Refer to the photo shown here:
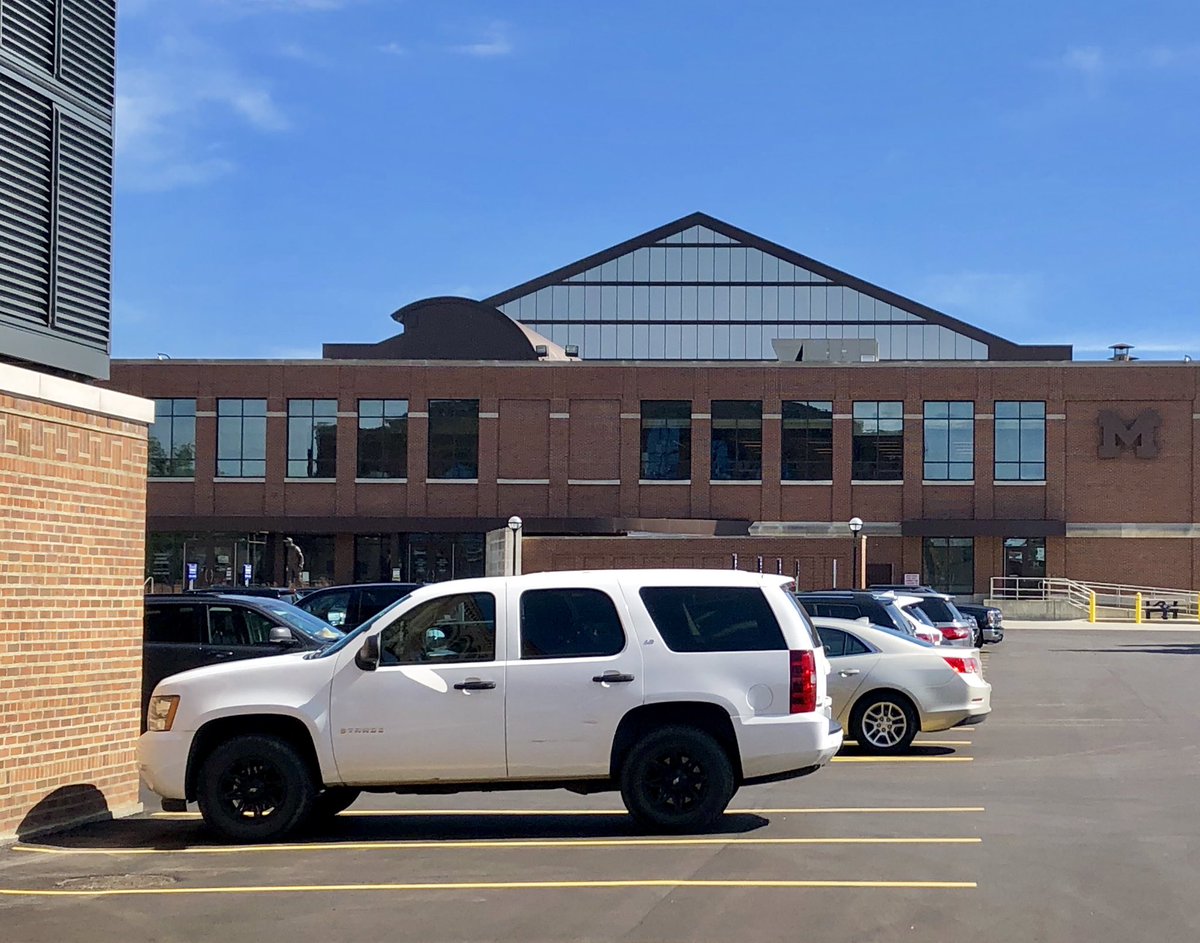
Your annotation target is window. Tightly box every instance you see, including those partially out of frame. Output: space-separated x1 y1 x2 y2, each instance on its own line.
921 538 974 595
852 402 903 480
923 401 974 481
809 602 866 622
379 592 496 665
358 399 408 479
781 401 833 481
710 400 762 480
148 399 196 477
302 589 354 628
354 534 390 583
519 588 626 659
640 401 691 480
287 399 337 478
995 401 1046 481
144 604 202 644
818 627 871 658
205 605 276 647
427 400 479 479
1004 537 1046 579
216 399 266 477
285 534 336 587
638 586 785 652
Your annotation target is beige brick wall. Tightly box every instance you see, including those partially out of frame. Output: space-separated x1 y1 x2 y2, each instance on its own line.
0 391 148 839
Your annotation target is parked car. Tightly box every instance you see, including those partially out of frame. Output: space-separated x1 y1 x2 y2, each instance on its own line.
295 582 422 631
812 616 990 753
955 603 1004 646
140 569 842 841
891 596 945 645
184 586 300 605
142 594 343 725
795 590 918 637
869 586 976 648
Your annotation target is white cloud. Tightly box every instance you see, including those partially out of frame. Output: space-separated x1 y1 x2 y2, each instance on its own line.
1060 45 1105 77
452 21 513 58
379 41 407 56
918 271 1041 327
267 345 324 359
278 42 332 66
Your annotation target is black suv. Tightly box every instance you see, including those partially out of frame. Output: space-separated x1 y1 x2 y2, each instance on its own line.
295 582 422 631
794 590 915 636
142 595 343 723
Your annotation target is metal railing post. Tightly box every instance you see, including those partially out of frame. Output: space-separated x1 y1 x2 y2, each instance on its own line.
1134 592 1142 624
1088 592 1096 624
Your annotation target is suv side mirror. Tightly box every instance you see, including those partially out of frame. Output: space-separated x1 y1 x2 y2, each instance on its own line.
269 626 299 646
355 634 380 672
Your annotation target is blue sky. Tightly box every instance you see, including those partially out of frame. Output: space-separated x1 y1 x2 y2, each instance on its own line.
113 1 1200 361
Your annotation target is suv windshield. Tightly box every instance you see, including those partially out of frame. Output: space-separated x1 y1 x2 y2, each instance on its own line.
309 592 415 658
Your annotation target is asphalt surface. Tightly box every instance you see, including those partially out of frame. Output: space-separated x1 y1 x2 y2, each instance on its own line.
3 629 1200 942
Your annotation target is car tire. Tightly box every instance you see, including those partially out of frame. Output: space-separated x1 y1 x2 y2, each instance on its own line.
619 725 735 833
312 787 360 820
196 734 316 842
850 692 919 754
972 624 984 648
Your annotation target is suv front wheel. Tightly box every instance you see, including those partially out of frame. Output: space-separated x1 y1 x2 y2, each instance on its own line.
196 734 316 842
619 725 735 833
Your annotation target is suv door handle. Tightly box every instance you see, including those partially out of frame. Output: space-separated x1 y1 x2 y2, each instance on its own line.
210 650 236 659
453 679 496 691
593 672 635 683
838 668 861 677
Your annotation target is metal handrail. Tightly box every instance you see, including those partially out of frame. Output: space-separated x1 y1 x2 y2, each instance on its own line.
989 576 1200 623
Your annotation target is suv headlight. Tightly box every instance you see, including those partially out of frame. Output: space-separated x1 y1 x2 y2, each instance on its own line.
147 695 180 732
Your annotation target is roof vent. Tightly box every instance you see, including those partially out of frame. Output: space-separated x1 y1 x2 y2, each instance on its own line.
534 344 548 358
564 344 580 358
1108 343 1136 362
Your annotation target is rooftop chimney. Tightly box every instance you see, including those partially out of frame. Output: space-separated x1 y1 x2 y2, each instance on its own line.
1108 343 1136 362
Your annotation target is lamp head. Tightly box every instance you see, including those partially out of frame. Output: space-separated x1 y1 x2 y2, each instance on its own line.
848 516 864 534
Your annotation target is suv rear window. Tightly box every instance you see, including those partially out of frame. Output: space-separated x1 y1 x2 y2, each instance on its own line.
915 597 957 622
639 587 785 653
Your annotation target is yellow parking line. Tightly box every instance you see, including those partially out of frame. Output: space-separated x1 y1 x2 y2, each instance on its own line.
12 836 982 857
148 805 985 820
844 740 971 748
0 878 977 897
831 756 973 763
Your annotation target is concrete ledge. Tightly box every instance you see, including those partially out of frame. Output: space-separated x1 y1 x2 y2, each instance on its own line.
0 362 154 424
985 598 1082 620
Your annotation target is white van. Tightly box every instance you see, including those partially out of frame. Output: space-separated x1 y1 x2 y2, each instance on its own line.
140 569 841 841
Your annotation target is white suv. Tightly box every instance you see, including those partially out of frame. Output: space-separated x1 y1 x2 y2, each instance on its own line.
140 569 841 841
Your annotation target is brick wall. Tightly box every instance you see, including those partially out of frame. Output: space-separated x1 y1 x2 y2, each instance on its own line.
0 386 149 839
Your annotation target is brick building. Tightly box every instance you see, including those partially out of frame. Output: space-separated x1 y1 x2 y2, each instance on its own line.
0 2 151 840
108 215 1199 597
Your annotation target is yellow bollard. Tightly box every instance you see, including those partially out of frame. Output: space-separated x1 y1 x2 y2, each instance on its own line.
1088 592 1096 624
1134 592 1142 625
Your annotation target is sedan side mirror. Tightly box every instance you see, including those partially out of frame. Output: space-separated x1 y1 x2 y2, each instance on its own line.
355 634 380 672
269 626 299 646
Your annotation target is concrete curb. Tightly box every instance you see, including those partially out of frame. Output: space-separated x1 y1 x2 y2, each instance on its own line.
1003 621 1200 632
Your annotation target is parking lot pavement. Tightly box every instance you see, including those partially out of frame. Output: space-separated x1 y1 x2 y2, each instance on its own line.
3 629 1199 942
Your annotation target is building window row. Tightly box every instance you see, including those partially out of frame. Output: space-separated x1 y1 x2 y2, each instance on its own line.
147 397 1046 484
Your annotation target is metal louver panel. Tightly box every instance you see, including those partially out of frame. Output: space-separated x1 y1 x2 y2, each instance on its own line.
0 71 53 326
0 0 57 73
59 0 116 109
54 110 112 347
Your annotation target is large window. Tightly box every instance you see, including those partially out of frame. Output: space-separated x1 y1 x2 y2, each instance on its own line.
428 399 479 479
923 401 974 481
216 399 266 477
148 398 196 477
284 534 335 587
519 589 626 659
287 399 337 478
379 592 496 665
640 400 691 480
851 401 903 481
638 586 786 653
358 399 408 479
995 401 1046 481
781 400 833 480
922 537 974 595
710 400 762 480
1004 537 1046 578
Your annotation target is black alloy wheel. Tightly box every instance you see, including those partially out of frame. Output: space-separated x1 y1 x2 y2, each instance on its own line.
620 725 735 833
197 735 315 842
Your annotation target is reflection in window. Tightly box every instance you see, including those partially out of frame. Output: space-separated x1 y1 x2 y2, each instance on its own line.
379 593 496 665
852 402 903 481
287 399 338 478
782 401 833 480
1004 537 1046 579
427 400 479 479
923 401 974 481
216 399 266 478
149 399 196 477
995 401 1045 481
641 401 691 480
922 537 974 595
710 400 762 481
358 399 408 479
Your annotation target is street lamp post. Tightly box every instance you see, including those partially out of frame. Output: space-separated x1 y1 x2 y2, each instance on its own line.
506 516 523 576
848 517 864 589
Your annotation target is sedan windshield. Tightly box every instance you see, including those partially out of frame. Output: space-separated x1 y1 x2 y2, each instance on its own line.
250 600 345 642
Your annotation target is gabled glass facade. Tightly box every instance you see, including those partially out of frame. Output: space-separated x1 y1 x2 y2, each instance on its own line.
492 223 990 362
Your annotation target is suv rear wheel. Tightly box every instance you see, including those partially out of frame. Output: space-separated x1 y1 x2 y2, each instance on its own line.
619 725 735 833
850 692 919 754
196 734 316 842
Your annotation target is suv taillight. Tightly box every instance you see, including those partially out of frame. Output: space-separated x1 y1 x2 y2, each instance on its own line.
941 626 969 640
789 650 817 713
944 656 981 674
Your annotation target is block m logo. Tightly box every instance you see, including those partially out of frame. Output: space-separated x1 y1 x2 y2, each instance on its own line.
1097 409 1161 458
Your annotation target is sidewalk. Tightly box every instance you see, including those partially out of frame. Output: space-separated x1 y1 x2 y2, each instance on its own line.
1004 618 1200 631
